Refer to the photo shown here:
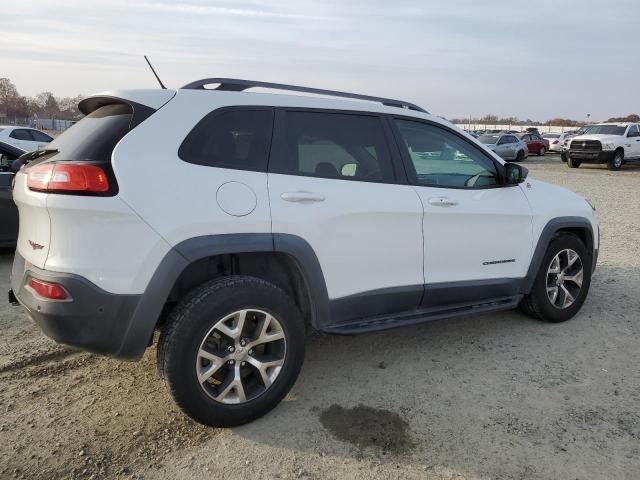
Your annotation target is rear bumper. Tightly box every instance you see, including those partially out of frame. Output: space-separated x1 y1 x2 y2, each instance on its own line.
10 251 144 359
569 150 614 164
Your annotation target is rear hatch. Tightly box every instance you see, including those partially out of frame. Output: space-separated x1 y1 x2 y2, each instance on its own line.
13 93 170 269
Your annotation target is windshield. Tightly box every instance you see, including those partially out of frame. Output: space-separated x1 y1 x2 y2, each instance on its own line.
582 125 627 136
478 134 500 144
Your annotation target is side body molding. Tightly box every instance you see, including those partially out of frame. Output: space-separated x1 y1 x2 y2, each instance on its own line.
117 233 330 358
522 216 594 293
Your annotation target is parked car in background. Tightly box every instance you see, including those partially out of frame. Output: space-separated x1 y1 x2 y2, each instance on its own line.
0 141 24 247
0 126 53 152
542 133 568 152
520 133 550 156
478 133 528 161
568 123 640 170
560 126 594 162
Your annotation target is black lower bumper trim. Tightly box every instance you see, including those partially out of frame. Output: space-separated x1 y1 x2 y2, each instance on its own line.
569 150 614 164
10 251 142 359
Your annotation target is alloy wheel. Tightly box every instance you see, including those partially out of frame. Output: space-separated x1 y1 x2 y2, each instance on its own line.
195 309 286 404
546 249 584 309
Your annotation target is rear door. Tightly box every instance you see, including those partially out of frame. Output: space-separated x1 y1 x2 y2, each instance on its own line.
268 109 424 325
391 118 533 306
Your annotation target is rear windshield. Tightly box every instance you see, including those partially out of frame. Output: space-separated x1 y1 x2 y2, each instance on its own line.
543 134 560 138
478 134 500 144
47 103 133 161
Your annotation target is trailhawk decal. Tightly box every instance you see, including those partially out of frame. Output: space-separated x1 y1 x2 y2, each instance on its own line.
483 259 516 266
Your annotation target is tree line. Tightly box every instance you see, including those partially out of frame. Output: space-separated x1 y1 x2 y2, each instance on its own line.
0 78 84 121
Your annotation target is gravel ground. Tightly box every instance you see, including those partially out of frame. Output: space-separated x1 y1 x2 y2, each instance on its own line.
1 156 639 480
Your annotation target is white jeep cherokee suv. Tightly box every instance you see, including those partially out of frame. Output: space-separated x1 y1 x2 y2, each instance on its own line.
568 123 640 170
9 79 599 426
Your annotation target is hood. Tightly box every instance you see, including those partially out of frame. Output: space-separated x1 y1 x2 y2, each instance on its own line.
569 134 619 143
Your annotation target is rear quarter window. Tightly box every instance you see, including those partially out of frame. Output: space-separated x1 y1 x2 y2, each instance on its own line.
178 108 274 172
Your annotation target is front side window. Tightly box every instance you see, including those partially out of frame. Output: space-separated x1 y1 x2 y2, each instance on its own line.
272 111 395 182
10 129 33 141
395 119 500 189
627 125 639 137
179 109 274 171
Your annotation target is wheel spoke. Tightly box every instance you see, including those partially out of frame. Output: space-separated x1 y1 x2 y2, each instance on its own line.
249 314 285 348
548 256 561 274
214 364 246 403
196 349 225 384
215 310 247 340
247 356 284 388
547 286 559 305
560 284 575 309
564 250 579 271
564 268 583 288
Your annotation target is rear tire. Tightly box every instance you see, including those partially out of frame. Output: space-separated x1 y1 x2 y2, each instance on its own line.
568 156 581 168
516 150 525 162
538 147 546 156
560 152 567 162
607 150 624 171
520 233 591 323
157 275 305 427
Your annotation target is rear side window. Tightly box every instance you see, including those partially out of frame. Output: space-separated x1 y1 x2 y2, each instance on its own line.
47 103 134 162
10 129 33 141
30 130 53 142
179 109 274 171
271 111 395 182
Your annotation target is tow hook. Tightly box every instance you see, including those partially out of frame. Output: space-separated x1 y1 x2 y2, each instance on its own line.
8 289 18 306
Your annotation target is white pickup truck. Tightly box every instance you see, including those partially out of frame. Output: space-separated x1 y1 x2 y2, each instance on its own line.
567 123 640 170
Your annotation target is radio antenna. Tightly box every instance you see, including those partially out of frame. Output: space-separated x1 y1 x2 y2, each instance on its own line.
144 55 166 89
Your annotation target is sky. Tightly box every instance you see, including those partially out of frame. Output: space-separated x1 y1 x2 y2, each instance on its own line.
1 0 638 121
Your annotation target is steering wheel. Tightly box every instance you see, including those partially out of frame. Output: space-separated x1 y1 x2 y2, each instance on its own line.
465 170 493 187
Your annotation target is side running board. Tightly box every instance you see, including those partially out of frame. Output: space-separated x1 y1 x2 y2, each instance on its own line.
320 296 522 335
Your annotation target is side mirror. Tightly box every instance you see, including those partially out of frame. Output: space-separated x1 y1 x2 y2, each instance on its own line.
505 162 528 184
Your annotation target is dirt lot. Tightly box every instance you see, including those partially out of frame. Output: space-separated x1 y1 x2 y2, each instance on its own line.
1 156 639 480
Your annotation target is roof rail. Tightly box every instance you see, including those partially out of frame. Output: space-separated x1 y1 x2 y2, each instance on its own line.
180 78 428 113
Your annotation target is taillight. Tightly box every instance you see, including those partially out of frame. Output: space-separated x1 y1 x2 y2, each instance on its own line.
553 140 559 144
27 278 69 300
27 163 109 193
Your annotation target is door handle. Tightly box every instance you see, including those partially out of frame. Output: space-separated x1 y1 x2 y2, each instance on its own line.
428 196 458 207
281 191 326 203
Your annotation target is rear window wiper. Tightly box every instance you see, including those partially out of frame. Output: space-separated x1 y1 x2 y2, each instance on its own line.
12 148 59 172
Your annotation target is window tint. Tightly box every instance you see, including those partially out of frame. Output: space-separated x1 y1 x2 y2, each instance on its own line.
47 103 133 162
10 129 33 141
504 135 517 144
272 111 395 182
627 125 639 137
395 120 500 189
30 130 53 142
179 109 273 171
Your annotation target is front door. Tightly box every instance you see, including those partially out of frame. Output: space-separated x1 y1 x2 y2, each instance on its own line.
268 110 424 325
391 118 533 307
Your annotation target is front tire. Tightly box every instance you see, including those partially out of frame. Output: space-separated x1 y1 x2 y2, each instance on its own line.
607 150 624 171
568 156 581 168
560 152 568 162
516 150 525 162
520 233 591 323
157 276 305 426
